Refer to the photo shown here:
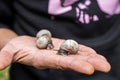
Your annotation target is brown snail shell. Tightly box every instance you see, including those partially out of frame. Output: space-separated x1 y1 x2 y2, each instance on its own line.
58 39 79 55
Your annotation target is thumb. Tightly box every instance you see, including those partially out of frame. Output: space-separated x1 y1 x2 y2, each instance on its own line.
0 51 13 70
0 42 18 70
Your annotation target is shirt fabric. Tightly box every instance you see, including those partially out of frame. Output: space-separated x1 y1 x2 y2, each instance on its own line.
0 0 120 80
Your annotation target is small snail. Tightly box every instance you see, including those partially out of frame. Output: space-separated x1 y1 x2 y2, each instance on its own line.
36 29 52 39
36 29 54 49
58 39 79 55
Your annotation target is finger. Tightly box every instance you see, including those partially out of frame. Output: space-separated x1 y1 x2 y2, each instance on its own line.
0 51 13 70
95 54 107 61
87 56 111 72
78 51 107 61
78 45 96 54
71 53 110 72
54 54 95 75
34 51 95 75
67 54 110 73
0 42 18 70
78 45 107 61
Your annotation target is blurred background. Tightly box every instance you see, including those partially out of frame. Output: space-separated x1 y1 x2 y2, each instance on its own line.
0 66 10 80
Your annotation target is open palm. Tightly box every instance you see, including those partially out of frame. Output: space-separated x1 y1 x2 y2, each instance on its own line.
0 36 111 75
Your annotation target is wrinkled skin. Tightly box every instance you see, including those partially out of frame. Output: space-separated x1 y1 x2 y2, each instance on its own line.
0 36 111 75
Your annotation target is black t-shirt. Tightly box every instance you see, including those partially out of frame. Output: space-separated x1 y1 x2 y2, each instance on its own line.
0 0 120 80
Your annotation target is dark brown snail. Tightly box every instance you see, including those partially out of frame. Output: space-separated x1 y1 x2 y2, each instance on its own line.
36 29 54 49
58 39 79 55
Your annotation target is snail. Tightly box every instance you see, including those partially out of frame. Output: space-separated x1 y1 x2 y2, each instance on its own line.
36 29 54 49
36 29 79 55
36 29 52 39
58 39 79 55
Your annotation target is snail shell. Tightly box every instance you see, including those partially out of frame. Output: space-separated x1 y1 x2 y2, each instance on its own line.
36 29 54 49
58 39 79 55
36 29 52 39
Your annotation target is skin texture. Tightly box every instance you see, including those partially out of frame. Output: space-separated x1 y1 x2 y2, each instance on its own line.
0 28 111 75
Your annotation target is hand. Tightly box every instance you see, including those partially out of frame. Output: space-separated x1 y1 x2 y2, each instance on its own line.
0 36 111 75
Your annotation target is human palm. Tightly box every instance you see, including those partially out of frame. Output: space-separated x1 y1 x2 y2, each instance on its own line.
0 36 110 75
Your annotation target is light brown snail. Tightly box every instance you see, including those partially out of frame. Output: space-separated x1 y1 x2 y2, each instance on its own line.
58 39 79 55
36 29 54 49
